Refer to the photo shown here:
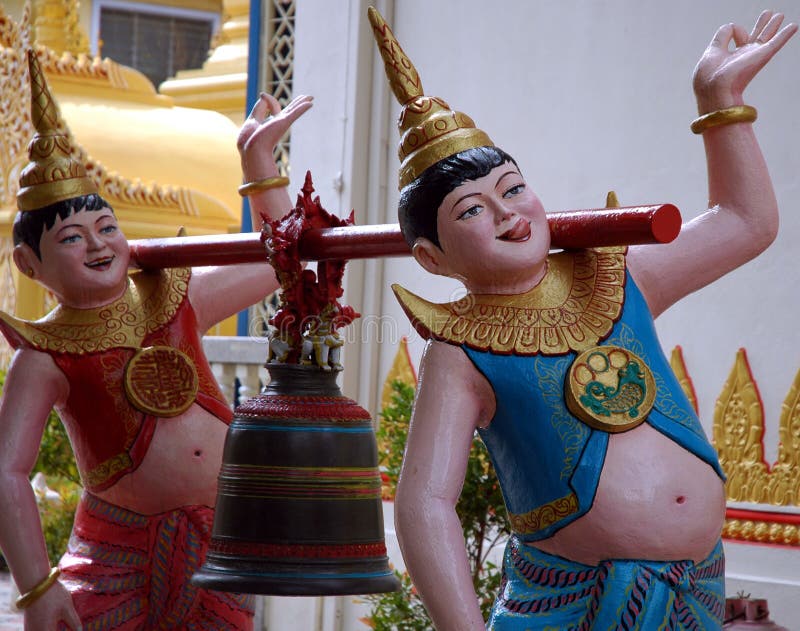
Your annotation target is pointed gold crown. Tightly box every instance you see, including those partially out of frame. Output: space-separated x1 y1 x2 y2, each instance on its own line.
368 7 493 190
17 49 98 212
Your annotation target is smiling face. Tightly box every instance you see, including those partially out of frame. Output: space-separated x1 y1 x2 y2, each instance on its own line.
413 163 550 295
14 205 130 309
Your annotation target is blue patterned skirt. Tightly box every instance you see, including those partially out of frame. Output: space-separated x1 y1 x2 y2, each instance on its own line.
487 536 724 630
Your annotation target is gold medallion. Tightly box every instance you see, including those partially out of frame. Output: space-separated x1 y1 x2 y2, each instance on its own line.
565 345 655 433
124 346 199 417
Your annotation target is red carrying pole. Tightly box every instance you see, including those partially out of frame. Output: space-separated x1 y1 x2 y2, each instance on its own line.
128 204 680 269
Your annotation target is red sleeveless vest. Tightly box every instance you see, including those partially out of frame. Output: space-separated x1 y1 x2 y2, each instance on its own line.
0 268 233 491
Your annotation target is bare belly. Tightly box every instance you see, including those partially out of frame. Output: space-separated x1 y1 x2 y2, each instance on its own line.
95 404 229 515
534 423 725 564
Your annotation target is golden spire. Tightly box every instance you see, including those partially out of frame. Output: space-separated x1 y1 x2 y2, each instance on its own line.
17 49 97 211
605 190 620 208
367 7 493 189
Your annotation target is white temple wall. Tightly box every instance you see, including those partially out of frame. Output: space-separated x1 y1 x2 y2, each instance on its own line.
291 0 799 448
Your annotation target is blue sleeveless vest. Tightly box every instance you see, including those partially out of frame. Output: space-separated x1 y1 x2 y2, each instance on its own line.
462 265 724 542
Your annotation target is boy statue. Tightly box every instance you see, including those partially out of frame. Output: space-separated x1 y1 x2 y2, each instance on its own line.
0 51 312 630
369 8 795 630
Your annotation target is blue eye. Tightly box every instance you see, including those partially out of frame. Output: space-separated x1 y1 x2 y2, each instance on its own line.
503 183 525 198
457 205 482 220
100 225 118 234
59 234 81 244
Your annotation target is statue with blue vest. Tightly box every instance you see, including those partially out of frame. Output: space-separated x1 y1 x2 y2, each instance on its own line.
368 7 796 630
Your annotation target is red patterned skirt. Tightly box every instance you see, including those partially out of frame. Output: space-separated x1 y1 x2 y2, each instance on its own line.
59 494 254 630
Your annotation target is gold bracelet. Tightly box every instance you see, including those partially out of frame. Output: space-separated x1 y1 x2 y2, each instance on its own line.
238 176 290 197
15 567 61 610
690 105 757 134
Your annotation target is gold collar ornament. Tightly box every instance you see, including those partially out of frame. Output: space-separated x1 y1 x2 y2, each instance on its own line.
0 268 199 417
368 7 493 189
0 268 188 354
17 49 98 212
393 250 626 356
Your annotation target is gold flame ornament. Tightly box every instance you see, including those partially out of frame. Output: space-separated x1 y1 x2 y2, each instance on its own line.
367 7 493 189
17 49 98 212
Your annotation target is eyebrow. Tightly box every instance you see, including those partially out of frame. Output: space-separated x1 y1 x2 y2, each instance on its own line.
55 223 83 237
54 212 114 237
495 170 520 187
448 168 522 217
449 191 481 216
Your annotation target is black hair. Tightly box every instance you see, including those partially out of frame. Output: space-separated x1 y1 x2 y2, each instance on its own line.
12 193 112 259
397 145 518 249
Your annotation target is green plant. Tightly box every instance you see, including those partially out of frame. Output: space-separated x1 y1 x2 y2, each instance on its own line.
0 367 81 567
33 409 81 487
38 478 81 565
366 380 510 629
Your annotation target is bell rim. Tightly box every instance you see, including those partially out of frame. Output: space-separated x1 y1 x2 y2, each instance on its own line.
191 565 401 596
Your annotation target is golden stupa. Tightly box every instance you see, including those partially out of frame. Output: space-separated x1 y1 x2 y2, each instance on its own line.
0 0 251 364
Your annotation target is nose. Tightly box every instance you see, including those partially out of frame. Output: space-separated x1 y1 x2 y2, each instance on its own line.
85 230 104 250
493 201 515 225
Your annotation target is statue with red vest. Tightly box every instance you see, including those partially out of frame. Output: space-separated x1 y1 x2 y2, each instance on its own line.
0 51 311 630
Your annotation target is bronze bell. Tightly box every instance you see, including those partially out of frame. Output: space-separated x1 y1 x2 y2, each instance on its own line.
195 172 399 595
193 362 400 595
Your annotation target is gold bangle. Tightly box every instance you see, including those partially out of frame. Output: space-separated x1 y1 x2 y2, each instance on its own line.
15 567 61 610
238 176 290 197
690 105 757 134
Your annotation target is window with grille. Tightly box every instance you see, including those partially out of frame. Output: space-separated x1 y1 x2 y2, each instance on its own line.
264 0 296 176
93 1 219 88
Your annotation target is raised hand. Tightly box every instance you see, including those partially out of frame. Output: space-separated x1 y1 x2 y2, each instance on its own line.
238 93 314 182
693 10 797 113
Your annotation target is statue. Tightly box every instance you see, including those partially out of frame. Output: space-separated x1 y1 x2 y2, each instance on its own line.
0 50 312 630
369 8 796 630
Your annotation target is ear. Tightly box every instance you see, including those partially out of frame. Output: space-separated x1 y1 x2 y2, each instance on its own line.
411 237 450 277
13 243 41 279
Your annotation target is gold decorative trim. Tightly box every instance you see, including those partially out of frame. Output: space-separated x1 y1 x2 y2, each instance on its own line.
723 517 799 546
84 451 133 489
36 46 127 89
508 492 579 535
393 250 626 356
0 9 202 217
768 367 800 505
0 4 33 210
669 346 800 512
0 267 190 354
669 345 698 413
380 337 417 412
713 349 771 503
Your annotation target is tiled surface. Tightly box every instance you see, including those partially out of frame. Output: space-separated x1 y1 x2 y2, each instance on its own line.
0 573 22 631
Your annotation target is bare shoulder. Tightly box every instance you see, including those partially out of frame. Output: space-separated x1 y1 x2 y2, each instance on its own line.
417 340 496 428
6 346 65 381
3 347 68 404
